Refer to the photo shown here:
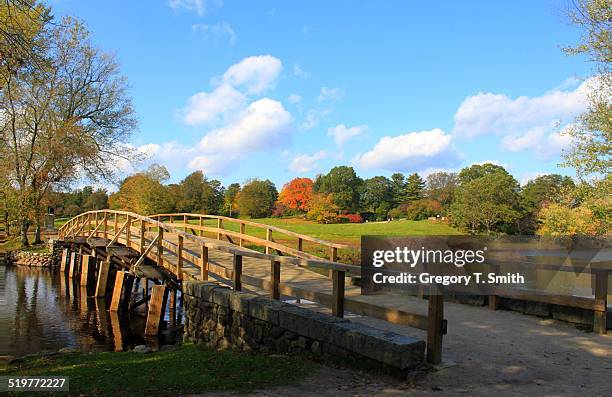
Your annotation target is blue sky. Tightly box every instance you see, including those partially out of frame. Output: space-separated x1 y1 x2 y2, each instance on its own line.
52 0 593 188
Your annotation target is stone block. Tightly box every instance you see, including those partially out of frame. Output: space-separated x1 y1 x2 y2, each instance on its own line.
247 297 284 325
278 305 348 342
228 291 257 313
211 286 232 307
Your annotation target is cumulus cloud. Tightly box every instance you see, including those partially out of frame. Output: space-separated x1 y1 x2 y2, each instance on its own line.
181 84 245 125
191 21 237 45
328 124 368 147
354 129 460 171
289 151 329 173
500 125 573 159
287 94 302 104
453 79 591 138
221 55 282 95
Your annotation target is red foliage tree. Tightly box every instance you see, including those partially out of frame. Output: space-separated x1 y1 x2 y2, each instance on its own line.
278 178 314 212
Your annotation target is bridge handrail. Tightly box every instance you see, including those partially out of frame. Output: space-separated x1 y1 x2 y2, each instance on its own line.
57 210 360 274
151 212 349 249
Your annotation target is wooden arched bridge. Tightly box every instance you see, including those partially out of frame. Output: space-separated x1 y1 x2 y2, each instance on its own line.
57 210 447 364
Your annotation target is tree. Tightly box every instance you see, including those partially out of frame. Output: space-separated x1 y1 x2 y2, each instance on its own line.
82 188 109 211
236 179 278 218
405 173 425 201
223 183 240 217
561 0 611 178
174 171 224 214
458 163 509 184
425 171 458 210
313 166 362 212
109 173 173 215
519 174 575 234
537 203 605 236
390 172 407 204
278 177 314 212
306 193 340 224
449 172 521 234
0 16 137 245
144 163 170 184
360 176 394 220
405 199 442 221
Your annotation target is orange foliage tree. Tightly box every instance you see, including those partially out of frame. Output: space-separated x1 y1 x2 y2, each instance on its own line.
278 177 314 212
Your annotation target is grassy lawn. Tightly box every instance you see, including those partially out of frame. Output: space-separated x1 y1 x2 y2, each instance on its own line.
2 344 311 396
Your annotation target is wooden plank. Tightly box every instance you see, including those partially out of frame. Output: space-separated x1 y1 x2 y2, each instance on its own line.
270 259 280 300
426 289 444 365
95 259 111 297
217 218 223 240
80 255 92 287
239 223 245 247
233 254 242 291
265 228 272 254
110 271 126 311
68 252 78 278
177 235 183 280
145 284 168 335
332 270 345 317
593 270 608 335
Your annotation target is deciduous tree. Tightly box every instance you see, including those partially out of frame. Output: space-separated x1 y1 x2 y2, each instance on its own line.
278 177 313 212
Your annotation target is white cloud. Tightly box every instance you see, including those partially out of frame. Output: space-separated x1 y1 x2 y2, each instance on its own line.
192 21 236 45
501 125 573 159
197 98 292 154
299 108 331 131
168 0 221 16
287 94 302 104
327 124 368 147
354 128 460 171
317 86 345 103
293 62 309 78
289 151 328 173
453 78 591 138
181 84 245 125
222 55 282 95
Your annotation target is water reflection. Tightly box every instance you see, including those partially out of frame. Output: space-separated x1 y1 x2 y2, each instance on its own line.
0 265 181 357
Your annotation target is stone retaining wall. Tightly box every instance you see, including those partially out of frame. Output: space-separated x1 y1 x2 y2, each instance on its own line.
7 240 62 267
183 281 425 373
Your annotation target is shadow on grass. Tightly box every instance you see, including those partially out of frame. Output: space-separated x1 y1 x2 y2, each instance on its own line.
3 344 312 396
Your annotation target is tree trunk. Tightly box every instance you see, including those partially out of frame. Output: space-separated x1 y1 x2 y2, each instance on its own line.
33 220 42 244
20 219 30 247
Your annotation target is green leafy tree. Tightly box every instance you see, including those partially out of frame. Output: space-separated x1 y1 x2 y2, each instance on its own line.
306 193 340 224
390 172 407 204
458 163 509 184
450 172 521 234
223 183 241 217
405 199 442 221
109 174 173 215
236 179 278 218
405 173 425 201
174 171 224 214
313 166 362 212
361 176 394 220
561 0 611 178
425 171 458 211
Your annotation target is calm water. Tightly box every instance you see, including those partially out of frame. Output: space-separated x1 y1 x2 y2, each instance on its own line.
0 264 181 357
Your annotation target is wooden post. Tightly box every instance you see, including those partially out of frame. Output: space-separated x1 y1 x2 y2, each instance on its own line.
183 215 188 232
145 284 168 335
177 234 183 280
80 255 92 287
110 271 126 311
95 258 111 297
103 212 108 239
329 246 338 278
265 228 272 254
426 287 444 365
169 289 177 327
68 252 77 278
143 278 149 300
270 260 280 300
239 223 245 247
233 254 242 291
140 220 145 252
593 270 608 335
297 238 303 252
332 269 345 317
199 217 203 237
200 243 209 281
60 248 69 273
113 213 118 239
126 215 132 246
157 228 164 268
217 218 223 240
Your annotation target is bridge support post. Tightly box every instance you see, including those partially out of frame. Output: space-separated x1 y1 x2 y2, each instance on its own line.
110 271 126 311
426 286 444 365
232 254 242 291
60 248 69 273
332 270 345 317
593 269 608 335
95 258 111 297
145 284 168 335
80 255 93 287
200 243 208 281
270 260 280 300
68 252 78 279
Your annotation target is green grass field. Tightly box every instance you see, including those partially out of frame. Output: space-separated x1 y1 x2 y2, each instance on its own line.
2 344 310 396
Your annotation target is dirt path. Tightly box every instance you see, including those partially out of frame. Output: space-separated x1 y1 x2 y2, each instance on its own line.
203 300 611 397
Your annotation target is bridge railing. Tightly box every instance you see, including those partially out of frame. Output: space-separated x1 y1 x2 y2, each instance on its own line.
150 212 351 263
58 209 447 363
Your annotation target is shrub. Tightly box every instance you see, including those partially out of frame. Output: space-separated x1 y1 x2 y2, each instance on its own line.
405 199 442 221
341 213 364 223
306 194 340 224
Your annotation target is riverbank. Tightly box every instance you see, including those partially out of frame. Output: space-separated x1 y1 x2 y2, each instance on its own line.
2 344 311 396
